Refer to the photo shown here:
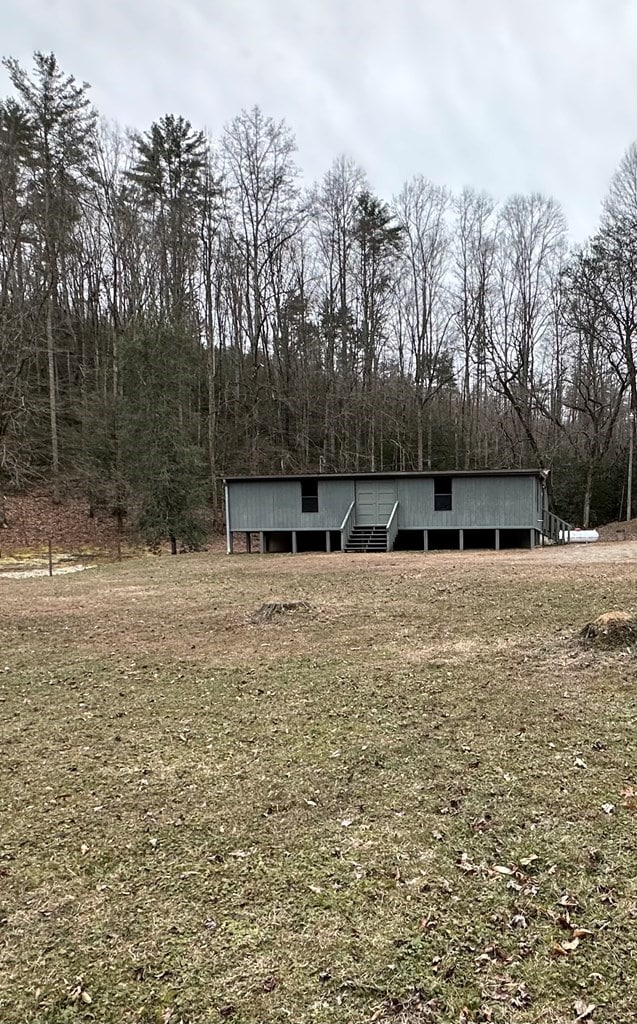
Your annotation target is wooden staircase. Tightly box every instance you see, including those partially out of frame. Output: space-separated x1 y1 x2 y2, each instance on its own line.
345 525 388 552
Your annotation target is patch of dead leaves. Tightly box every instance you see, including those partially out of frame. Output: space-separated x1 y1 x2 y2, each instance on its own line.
573 998 596 1021
68 979 92 1005
482 975 531 1009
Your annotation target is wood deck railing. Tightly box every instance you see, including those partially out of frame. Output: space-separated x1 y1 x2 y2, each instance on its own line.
542 509 572 544
386 502 399 551
340 500 356 551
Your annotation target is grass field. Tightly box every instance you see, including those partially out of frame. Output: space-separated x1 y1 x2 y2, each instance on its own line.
1 543 637 1024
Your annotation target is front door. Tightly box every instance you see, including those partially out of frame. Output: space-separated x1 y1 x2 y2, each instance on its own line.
356 480 396 525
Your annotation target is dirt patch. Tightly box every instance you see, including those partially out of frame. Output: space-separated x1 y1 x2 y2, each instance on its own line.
0 563 96 580
580 610 637 648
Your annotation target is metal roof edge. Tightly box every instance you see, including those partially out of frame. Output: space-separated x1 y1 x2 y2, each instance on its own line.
224 469 547 484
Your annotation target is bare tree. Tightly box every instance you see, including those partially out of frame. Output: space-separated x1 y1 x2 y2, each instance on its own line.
393 177 454 469
487 193 567 468
311 156 367 468
452 188 496 467
562 249 626 524
221 106 303 470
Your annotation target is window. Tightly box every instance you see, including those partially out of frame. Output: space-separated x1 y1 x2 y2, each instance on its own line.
301 479 319 513
434 477 452 511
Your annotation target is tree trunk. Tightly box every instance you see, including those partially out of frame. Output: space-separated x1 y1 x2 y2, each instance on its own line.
627 413 634 522
417 400 424 471
207 339 218 520
46 296 60 503
582 461 593 529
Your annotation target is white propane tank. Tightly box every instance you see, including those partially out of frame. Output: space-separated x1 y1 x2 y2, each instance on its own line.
558 528 600 543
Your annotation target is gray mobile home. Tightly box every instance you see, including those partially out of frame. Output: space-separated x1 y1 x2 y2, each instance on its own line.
224 471 570 554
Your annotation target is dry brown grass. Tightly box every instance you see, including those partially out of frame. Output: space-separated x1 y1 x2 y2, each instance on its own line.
2 544 637 1023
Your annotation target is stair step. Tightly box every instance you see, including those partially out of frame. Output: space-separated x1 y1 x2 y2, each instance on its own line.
348 540 385 545
346 543 387 549
346 542 387 547
345 522 390 552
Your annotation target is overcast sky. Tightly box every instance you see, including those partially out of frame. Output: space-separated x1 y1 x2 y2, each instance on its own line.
2 0 637 244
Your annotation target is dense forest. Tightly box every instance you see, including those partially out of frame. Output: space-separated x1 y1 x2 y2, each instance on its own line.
1 52 637 544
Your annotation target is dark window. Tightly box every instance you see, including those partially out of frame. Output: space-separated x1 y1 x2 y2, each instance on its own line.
434 477 452 511
301 479 319 513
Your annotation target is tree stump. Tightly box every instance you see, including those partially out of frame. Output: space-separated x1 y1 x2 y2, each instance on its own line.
253 600 311 622
580 611 637 649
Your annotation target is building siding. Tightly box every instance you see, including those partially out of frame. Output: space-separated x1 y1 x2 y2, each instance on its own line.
397 475 538 529
227 473 543 533
228 478 355 532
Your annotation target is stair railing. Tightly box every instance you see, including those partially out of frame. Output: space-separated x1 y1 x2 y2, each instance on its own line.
542 509 572 544
340 500 355 552
386 501 399 552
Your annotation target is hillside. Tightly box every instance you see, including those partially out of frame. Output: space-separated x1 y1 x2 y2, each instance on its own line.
597 516 637 541
0 491 128 557
0 490 229 560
